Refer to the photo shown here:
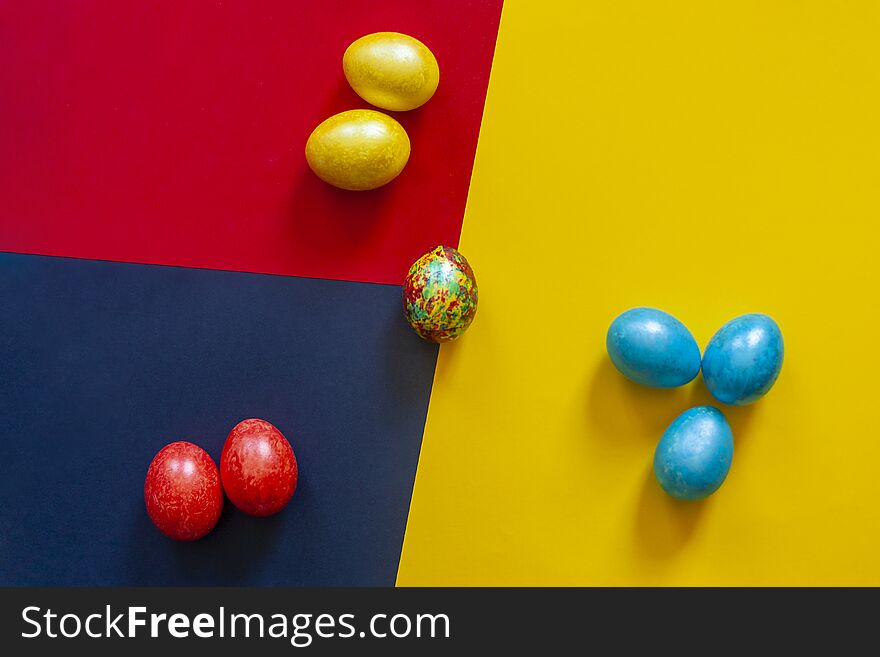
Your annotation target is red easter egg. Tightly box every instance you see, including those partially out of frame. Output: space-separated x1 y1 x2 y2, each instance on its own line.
220 418 298 517
144 441 223 541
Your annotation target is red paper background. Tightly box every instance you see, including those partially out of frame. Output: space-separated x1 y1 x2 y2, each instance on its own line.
0 0 502 284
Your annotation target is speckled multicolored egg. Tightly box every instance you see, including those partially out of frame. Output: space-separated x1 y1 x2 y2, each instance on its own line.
403 246 478 343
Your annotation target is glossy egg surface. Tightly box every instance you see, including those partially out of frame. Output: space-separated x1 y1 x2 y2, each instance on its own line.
220 418 298 517
305 109 410 190
606 307 701 388
144 441 224 541
702 313 784 405
344 32 440 111
403 245 477 343
654 406 734 501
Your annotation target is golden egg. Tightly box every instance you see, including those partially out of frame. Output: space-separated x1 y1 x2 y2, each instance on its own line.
305 109 411 191
343 32 440 112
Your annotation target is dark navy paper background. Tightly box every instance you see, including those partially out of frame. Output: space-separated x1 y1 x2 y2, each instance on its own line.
0 253 437 585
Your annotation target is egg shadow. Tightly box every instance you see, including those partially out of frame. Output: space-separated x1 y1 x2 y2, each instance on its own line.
432 332 466 380
381 303 441 407
289 78 398 264
587 358 694 444
387 104 427 136
125 494 287 585
588 358 758 447
315 78 369 120
287 170 394 262
174 503 286 584
633 465 706 558
685 377 758 452
588 358 758 559
627 385 755 558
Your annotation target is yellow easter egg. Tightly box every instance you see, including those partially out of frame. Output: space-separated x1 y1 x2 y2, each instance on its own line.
305 109 411 191
343 32 440 112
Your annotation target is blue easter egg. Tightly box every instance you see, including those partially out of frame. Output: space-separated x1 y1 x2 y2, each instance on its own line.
654 406 734 501
606 307 701 388
702 313 784 405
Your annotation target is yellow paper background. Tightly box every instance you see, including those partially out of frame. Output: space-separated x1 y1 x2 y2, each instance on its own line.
397 1 880 585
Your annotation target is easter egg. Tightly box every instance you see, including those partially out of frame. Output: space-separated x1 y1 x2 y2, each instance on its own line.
702 313 784 405
220 418 298 517
343 32 440 111
606 307 701 388
305 109 410 190
144 441 224 541
403 246 478 343
654 406 734 501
